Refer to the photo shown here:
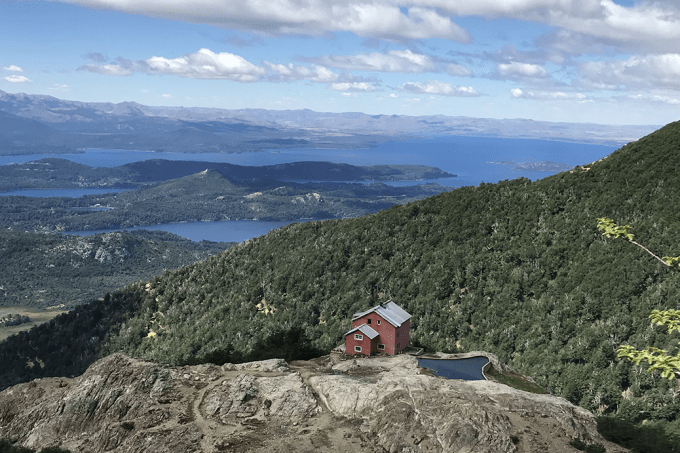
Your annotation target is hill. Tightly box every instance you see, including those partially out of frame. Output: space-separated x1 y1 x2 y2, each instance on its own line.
0 229 231 308
0 167 452 231
2 121 680 449
0 158 454 191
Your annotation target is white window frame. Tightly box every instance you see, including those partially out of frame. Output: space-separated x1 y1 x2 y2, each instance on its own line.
354 346 362 352
354 333 363 340
377 319 381 325
377 343 385 350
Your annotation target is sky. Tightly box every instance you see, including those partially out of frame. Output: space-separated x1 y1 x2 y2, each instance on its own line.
1 0 679 125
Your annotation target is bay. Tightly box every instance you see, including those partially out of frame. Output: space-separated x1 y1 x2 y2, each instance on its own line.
1 136 617 242
0 136 616 189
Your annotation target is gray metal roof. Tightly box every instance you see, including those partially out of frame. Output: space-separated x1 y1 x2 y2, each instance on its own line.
345 323 379 339
351 301 411 328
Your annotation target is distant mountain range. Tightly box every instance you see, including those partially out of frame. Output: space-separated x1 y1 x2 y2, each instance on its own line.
0 90 657 155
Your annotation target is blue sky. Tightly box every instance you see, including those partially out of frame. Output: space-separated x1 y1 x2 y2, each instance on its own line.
1 0 679 125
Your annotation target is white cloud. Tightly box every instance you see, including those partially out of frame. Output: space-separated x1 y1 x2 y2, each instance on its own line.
50 83 71 91
390 93 397 98
649 94 680 105
511 88 589 102
161 93 173 98
309 49 435 73
145 48 265 81
397 80 480 97
496 62 549 80
447 63 472 77
80 49 266 81
79 48 378 86
4 75 31 83
624 93 680 106
304 49 472 78
3 65 23 72
57 0 680 50
79 63 133 76
330 82 378 92
578 53 680 90
414 0 680 51
58 1 470 42
264 62 339 82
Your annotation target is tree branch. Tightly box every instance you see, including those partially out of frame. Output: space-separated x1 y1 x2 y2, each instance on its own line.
629 239 671 267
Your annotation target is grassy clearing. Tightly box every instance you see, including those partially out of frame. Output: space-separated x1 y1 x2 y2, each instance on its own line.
0 306 68 343
484 364 550 394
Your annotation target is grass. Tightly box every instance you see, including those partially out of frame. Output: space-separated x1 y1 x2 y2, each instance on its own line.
0 306 68 343
484 363 550 394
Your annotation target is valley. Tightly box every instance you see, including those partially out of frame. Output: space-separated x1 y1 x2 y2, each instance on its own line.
0 90 678 452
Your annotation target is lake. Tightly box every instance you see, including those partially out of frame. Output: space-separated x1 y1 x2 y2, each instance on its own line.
418 356 489 381
66 219 302 243
0 136 616 188
0 136 617 242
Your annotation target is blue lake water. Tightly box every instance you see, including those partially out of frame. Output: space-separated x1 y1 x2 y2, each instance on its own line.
66 220 299 243
418 356 489 381
0 136 616 189
0 136 618 242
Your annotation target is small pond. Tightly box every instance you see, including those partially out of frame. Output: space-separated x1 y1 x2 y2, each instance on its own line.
418 356 489 381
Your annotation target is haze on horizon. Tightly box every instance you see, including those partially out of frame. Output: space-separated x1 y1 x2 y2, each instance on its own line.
2 0 679 126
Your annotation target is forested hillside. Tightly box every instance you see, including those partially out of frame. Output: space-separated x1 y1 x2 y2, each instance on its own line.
0 166 452 231
0 229 230 307
2 121 680 449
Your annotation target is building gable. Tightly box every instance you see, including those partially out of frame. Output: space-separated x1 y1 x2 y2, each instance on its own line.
351 301 411 328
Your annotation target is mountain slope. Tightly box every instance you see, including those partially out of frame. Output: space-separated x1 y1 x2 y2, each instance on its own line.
102 121 680 411
1 121 680 443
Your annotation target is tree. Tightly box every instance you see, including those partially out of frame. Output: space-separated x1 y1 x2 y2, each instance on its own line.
597 218 680 379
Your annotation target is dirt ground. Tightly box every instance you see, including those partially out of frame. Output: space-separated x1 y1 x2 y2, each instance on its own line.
0 305 68 342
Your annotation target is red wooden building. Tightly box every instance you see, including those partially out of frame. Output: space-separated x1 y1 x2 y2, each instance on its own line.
344 301 411 356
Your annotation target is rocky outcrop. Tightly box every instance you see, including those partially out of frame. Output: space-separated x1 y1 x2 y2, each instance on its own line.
0 353 626 453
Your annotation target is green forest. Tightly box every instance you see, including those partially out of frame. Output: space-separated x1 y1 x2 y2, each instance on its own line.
0 158 454 191
0 169 451 231
2 121 680 451
0 229 230 307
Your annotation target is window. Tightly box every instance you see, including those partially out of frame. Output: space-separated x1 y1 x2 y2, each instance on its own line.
354 334 363 340
377 344 385 350
354 346 362 352
367 318 371 324
377 320 381 325
396 330 400 338
397 343 401 349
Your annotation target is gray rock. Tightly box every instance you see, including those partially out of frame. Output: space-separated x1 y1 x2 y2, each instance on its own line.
0 353 627 453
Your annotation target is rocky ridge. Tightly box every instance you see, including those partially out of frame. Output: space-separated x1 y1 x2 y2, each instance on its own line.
0 353 626 453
